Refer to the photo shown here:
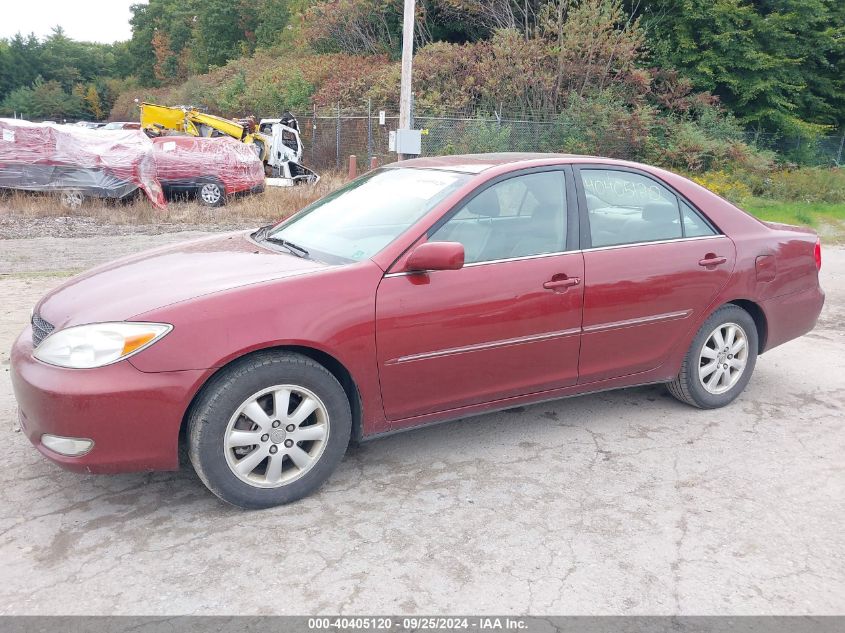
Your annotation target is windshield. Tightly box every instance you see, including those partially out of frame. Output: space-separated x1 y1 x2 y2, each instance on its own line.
267 168 469 263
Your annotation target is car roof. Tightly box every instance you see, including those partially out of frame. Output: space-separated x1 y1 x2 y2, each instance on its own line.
387 152 611 173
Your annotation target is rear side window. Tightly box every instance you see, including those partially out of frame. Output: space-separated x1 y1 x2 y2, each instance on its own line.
681 201 717 237
580 169 682 247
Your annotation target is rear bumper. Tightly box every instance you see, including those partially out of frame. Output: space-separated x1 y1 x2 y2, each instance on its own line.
762 285 825 352
10 327 206 474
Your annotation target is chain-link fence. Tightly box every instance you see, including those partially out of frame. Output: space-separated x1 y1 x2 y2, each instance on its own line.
300 105 401 172
299 104 845 173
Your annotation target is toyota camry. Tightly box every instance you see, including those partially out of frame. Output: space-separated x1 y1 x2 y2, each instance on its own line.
10 154 825 508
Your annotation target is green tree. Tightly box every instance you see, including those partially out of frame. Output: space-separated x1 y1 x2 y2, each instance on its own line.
128 0 199 84
1 85 36 118
255 0 291 47
0 26 133 114
127 0 292 81
0 76 85 120
0 40 12 100
31 77 84 119
191 0 247 70
4 33 42 98
630 0 845 133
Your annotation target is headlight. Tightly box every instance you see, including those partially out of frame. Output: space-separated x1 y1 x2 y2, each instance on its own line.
34 322 172 369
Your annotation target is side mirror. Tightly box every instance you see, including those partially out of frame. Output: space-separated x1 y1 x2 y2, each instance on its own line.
405 241 465 273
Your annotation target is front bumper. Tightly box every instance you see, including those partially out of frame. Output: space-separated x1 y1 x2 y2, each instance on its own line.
10 327 207 474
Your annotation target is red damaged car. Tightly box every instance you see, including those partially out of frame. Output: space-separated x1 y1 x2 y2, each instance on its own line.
152 136 265 207
0 119 264 208
10 154 824 508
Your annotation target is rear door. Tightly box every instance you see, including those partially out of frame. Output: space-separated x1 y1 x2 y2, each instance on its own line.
575 166 736 383
376 167 584 424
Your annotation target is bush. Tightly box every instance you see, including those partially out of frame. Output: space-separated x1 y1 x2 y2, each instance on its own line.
763 168 845 203
425 119 512 154
546 92 655 161
693 167 845 205
692 171 753 203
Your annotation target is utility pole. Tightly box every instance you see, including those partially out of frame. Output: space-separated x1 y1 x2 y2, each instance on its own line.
397 0 415 160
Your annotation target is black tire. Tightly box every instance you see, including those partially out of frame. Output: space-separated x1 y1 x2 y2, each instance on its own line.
667 304 758 409
187 351 352 509
118 188 144 206
196 179 226 207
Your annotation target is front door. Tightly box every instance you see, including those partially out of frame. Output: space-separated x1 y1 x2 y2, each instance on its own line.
375 168 584 424
575 166 736 383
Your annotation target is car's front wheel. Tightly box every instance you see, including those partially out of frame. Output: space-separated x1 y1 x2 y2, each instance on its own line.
197 180 225 207
667 304 758 409
187 352 352 509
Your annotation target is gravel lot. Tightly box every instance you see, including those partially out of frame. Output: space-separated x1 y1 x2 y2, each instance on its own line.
0 231 843 615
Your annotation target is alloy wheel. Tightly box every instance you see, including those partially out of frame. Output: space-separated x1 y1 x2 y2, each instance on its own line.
200 183 222 205
60 191 84 209
223 385 330 488
698 322 749 395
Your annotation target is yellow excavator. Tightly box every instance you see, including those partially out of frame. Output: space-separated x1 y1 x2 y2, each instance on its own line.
139 102 268 161
139 102 319 185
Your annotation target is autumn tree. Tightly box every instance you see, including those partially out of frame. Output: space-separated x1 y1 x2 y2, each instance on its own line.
84 85 104 120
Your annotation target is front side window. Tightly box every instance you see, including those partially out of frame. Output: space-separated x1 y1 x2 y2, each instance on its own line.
581 169 682 248
268 168 469 262
430 171 567 264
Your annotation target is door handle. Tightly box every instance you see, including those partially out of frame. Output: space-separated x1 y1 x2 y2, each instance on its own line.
543 276 580 291
699 255 727 267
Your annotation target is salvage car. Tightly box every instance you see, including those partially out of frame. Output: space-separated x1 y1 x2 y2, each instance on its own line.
101 121 141 130
11 154 824 508
152 136 265 206
0 118 164 208
0 119 264 208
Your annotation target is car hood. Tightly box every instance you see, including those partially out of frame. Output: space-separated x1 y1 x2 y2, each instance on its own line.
36 231 328 328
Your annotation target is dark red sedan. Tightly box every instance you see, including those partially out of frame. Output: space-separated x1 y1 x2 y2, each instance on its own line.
10 154 824 508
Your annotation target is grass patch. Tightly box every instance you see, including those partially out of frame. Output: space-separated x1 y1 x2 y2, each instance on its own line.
0 270 81 279
0 172 348 227
4 175 845 245
740 198 845 243
741 198 845 226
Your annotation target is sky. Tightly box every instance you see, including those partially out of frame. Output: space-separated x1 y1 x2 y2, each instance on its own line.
0 0 145 44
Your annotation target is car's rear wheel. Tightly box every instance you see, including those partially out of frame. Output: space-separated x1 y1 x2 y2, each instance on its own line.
187 351 352 509
59 190 85 210
197 180 225 207
667 304 758 409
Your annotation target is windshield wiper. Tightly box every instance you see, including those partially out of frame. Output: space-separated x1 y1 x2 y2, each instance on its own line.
263 236 310 259
252 224 272 241
252 224 310 259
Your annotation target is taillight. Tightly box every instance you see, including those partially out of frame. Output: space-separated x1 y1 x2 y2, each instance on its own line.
814 238 822 271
